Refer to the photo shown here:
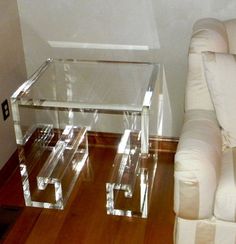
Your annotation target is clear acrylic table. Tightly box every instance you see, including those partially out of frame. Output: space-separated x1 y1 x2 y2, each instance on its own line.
11 59 161 215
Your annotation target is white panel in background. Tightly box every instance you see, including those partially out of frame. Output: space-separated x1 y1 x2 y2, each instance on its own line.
17 0 160 49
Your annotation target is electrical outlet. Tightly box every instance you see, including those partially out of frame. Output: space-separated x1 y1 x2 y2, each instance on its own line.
1 99 10 121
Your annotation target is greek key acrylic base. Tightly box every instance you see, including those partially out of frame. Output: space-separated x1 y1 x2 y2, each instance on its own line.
106 130 157 218
18 125 88 209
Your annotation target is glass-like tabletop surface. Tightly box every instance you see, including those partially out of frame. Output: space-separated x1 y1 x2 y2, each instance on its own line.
12 59 159 112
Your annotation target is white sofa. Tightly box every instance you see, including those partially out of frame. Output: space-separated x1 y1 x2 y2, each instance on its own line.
174 18 236 244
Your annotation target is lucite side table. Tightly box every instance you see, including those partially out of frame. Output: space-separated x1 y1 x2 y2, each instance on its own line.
11 59 161 211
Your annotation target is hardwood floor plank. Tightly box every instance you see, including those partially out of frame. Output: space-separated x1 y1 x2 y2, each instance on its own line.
145 153 175 244
3 208 42 244
0 151 19 189
0 167 24 207
0 206 23 242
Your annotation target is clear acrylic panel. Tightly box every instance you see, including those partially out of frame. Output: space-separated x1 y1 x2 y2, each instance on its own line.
106 130 157 218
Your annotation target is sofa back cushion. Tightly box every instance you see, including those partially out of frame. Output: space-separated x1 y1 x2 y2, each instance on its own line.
185 18 228 111
202 52 236 148
225 19 236 54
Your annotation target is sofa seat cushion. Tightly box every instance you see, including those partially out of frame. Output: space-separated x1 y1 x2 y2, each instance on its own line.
214 147 236 222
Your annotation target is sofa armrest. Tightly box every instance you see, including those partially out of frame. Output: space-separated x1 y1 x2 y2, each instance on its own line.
174 110 222 219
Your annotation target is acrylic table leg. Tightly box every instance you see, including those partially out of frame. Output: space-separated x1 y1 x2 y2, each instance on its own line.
141 106 149 155
106 130 157 218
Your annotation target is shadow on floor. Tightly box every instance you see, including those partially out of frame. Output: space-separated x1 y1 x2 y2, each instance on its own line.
0 206 22 242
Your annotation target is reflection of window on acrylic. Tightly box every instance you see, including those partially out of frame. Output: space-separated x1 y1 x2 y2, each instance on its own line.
68 109 74 125
93 110 98 124
123 111 139 132
66 80 73 99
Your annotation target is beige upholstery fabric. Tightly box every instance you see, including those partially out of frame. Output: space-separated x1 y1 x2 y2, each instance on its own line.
202 52 236 148
174 17 236 244
185 18 228 111
174 110 222 219
214 148 236 222
225 19 236 54
175 217 236 244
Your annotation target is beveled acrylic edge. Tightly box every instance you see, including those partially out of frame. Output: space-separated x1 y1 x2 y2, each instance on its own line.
11 59 160 114
11 58 53 100
11 58 160 101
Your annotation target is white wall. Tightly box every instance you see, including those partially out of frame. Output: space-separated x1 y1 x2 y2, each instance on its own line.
17 0 160 73
17 0 162 136
0 0 26 169
17 0 236 137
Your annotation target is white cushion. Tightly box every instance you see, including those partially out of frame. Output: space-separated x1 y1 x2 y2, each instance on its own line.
225 19 236 54
202 52 236 148
185 18 228 111
214 148 236 222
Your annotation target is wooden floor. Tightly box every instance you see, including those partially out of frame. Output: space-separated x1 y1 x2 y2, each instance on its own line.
0 144 175 244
